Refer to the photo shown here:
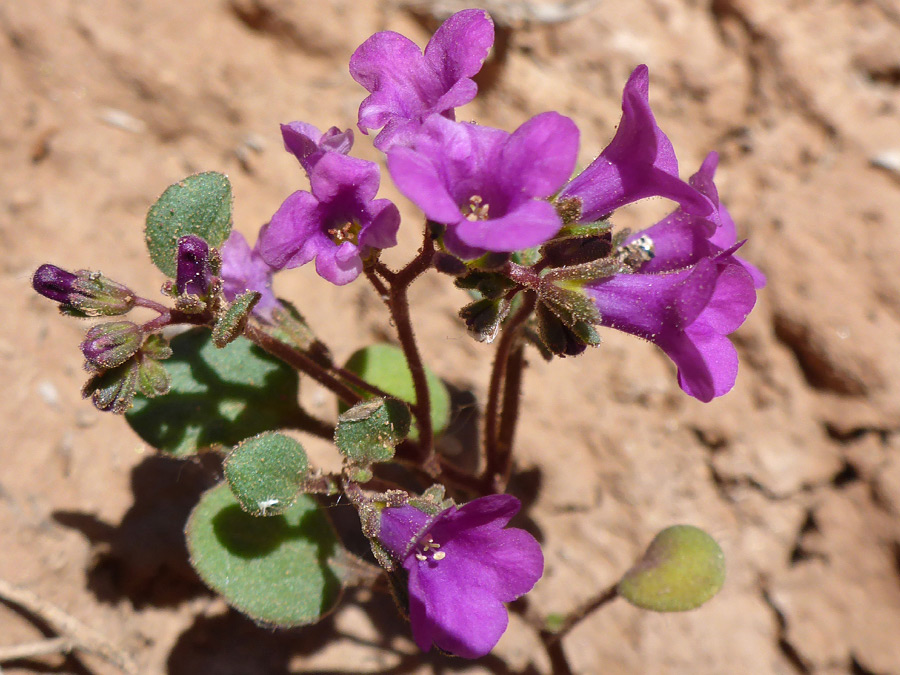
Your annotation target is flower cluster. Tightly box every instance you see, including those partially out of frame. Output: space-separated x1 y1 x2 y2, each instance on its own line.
216 12 763 654
30 8 765 661
240 9 763 405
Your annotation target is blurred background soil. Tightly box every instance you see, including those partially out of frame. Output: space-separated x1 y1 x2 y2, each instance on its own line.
3 0 900 673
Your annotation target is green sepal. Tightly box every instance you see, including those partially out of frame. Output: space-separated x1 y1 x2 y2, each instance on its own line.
126 328 302 457
145 172 233 278
555 218 613 240
63 271 135 317
136 355 171 398
408 484 454 515
186 483 345 627
224 432 309 516
340 344 451 440
458 297 510 343
334 398 411 465
454 271 516 300
141 333 173 360
618 525 726 612
82 359 139 414
213 290 260 348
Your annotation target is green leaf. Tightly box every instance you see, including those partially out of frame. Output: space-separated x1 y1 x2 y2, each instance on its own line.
213 290 260 348
145 172 233 277
618 525 726 612
126 328 301 457
334 397 411 465
224 432 308 516
186 483 344 627
340 343 451 440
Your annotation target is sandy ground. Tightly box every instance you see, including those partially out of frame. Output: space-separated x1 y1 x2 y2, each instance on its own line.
3 0 900 673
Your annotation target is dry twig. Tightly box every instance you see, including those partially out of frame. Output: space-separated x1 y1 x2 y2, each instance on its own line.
0 577 138 674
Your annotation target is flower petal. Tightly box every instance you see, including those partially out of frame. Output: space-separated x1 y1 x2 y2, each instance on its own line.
499 112 580 199
387 146 462 223
360 199 401 250
257 191 321 269
406 548 511 658
314 241 363 285
309 152 380 204
424 9 494 86
454 199 562 251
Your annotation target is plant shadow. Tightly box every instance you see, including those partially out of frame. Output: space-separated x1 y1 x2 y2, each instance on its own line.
52 454 221 608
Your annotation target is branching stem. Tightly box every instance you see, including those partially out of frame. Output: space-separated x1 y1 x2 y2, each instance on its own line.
483 291 536 491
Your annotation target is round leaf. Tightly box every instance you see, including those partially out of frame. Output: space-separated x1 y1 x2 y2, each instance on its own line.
334 397 411 465
225 432 309 516
340 344 451 440
146 172 233 277
126 329 301 457
618 525 726 612
186 483 344 626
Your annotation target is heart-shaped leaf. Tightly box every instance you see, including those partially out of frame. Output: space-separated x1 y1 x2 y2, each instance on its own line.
145 172 233 277
618 525 726 612
186 483 345 626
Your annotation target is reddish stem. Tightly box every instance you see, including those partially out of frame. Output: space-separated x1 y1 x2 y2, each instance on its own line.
482 291 536 491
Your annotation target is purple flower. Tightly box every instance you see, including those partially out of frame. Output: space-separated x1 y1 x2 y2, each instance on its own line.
175 235 213 297
281 122 354 176
387 112 579 258
350 9 494 151
378 494 543 659
624 152 766 289
586 254 757 401
558 65 711 222
258 152 400 285
220 231 281 321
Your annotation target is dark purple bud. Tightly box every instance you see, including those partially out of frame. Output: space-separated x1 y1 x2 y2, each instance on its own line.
542 234 612 268
32 264 78 303
536 302 588 357
175 235 212 297
80 321 143 369
33 265 134 316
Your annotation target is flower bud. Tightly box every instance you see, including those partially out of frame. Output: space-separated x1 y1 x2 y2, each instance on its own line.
80 321 143 369
32 264 135 316
32 264 78 303
175 235 213 297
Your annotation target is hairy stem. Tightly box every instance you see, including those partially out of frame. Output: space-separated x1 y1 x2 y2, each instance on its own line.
383 227 437 473
483 291 536 491
244 324 362 406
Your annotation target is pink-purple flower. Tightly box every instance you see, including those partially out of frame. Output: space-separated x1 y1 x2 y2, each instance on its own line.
350 9 494 151
387 112 579 258
377 494 543 659
280 122 354 176
258 150 400 285
559 65 711 223
583 154 764 401
220 231 282 321
586 254 756 401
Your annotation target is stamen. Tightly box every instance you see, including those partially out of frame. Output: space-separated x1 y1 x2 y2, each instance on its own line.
433 551 446 561
464 195 490 222
415 552 427 561
327 219 362 246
